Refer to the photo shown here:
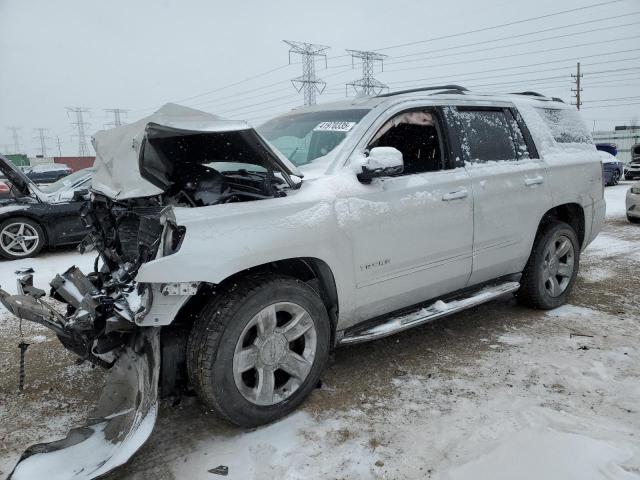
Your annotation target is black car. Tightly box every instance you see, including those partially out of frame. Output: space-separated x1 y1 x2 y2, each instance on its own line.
0 155 91 259
24 163 73 183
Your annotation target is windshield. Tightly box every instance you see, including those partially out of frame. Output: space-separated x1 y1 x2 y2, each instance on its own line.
40 168 92 194
258 109 370 166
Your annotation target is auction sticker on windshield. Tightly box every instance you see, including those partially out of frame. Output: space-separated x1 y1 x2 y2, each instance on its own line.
313 121 356 132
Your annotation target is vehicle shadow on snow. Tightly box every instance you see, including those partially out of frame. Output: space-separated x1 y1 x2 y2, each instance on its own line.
105 295 548 479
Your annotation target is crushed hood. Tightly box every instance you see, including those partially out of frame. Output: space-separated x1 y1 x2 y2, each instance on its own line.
91 103 300 200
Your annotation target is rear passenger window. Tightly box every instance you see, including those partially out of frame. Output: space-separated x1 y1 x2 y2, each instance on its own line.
456 109 517 163
536 108 592 144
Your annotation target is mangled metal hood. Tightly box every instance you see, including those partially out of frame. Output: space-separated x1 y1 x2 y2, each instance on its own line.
91 103 301 200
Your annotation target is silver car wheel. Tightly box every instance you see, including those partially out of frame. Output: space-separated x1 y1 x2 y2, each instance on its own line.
541 233 575 297
233 301 317 406
0 222 40 256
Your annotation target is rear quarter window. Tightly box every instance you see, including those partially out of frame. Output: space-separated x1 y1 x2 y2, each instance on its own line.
536 108 592 144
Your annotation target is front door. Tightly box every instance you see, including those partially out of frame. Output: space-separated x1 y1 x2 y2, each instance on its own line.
343 107 474 322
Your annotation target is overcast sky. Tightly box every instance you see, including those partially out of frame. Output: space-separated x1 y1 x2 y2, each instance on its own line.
1 0 638 156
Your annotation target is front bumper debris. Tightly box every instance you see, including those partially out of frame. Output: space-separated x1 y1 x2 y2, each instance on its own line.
0 265 162 479
8 328 160 480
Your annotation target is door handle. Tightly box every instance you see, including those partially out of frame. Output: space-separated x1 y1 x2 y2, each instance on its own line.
442 188 468 201
525 176 544 186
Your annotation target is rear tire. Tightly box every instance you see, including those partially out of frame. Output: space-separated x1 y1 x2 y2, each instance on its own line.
186 274 331 428
628 215 640 224
0 217 45 260
517 221 580 310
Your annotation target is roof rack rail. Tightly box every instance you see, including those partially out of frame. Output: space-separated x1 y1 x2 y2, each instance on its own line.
377 85 468 98
510 91 565 103
511 91 546 98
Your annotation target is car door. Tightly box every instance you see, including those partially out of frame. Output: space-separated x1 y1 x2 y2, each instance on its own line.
448 105 551 286
343 106 474 322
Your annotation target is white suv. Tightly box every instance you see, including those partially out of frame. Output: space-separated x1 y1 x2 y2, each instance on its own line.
0 87 605 479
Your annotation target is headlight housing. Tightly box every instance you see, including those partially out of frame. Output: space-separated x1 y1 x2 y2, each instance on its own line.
631 186 640 195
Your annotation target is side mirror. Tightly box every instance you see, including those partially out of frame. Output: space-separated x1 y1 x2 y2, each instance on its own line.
357 147 404 183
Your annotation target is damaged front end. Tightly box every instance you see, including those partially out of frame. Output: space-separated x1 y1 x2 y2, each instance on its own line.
0 103 299 478
0 198 171 480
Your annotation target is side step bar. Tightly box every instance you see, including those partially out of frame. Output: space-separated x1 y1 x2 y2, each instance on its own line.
339 281 520 345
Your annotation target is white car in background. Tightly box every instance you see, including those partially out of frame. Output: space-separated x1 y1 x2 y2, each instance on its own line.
627 183 640 223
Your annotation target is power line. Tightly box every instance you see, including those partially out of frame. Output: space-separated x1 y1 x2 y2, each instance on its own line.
346 50 388 97
386 12 640 64
582 101 640 109
384 35 640 74
374 0 625 52
284 40 330 106
66 107 91 156
384 20 640 67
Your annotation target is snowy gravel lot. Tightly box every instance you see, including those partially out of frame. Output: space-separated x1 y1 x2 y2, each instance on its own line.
1 183 638 480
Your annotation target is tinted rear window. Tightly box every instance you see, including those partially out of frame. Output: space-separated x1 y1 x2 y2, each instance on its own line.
536 108 592 144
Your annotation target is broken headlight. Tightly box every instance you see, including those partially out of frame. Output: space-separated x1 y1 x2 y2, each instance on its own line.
162 222 186 257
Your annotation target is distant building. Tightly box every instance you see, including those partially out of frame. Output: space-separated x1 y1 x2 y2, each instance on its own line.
592 126 640 164
5 153 29 167
53 156 95 172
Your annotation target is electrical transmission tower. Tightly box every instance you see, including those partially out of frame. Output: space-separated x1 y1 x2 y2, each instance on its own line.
346 50 388 97
6 126 22 153
571 62 582 110
56 136 63 156
104 108 128 128
284 40 329 106
66 107 91 156
33 128 51 157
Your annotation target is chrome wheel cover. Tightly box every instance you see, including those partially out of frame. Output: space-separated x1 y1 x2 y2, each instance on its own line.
233 302 317 406
0 222 40 256
541 233 575 297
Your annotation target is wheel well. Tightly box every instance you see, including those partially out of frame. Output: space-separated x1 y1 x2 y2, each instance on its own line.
174 257 339 342
538 203 585 247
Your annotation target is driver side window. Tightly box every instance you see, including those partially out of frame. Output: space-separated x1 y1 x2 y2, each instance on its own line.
368 109 445 175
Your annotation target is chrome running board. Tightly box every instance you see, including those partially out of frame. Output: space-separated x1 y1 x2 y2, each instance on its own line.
340 281 520 345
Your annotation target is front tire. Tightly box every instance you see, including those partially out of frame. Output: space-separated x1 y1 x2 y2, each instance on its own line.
517 221 580 310
187 275 331 427
0 217 45 260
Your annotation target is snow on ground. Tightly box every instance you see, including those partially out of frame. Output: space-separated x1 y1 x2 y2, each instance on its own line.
1 183 638 480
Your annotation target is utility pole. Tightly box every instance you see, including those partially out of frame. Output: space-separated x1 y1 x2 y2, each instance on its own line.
104 108 128 128
33 128 51 157
66 107 91 156
6 126 22 153
56 136 63 156
284 40 330 106
571 62 582 110
346 50 388 97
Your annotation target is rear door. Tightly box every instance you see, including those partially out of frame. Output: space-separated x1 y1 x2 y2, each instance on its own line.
447 106 551 285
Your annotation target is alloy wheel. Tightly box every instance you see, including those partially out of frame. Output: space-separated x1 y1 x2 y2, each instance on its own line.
233 302 317 406
541 233 575 297
0 222 40 257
